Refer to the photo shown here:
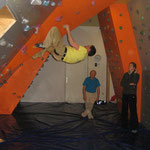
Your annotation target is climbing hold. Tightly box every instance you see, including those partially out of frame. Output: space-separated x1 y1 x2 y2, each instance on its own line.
140 30 145 36
144 66 147 70
103 12 107 16
51 1 56 6
7 43 13 48
7 69 11 75
111 28 114 32
0 39 7 46
21 17 29 24
56 16 63 22
24 25 30 32
139 39 143 43
21 46 27 54
107 11 110 14
41 57 44 61
108 49 113 53
91 0 95 6
146 5 150 10
33 24 40 34
20 63 23 66
116 54 120 58
119 40 123 43
140 16 144 21
1 63 7 69
145 52 150 56
30 0 42 5
119 26 123 30
3 80 7 84
42 0 50 6
1 55 6 60
107 18 110 22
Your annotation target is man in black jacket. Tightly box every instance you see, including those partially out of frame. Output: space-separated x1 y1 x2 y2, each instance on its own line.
120 62 140 133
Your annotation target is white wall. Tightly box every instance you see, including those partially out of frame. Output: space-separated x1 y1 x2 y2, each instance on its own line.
63 27 89 103
86 26 107 100
21 26 114 103
21 56 66 102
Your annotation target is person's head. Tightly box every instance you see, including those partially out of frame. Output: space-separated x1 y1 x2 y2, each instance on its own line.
90 70 96 79
129 62 136 73
85 45 96 56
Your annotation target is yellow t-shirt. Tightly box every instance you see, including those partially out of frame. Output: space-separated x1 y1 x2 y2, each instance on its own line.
63 46 88 64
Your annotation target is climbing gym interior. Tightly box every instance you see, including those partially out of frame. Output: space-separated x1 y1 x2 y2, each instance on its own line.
0 0 150 149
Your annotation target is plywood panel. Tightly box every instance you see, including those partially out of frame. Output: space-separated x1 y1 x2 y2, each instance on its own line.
0 6 16 38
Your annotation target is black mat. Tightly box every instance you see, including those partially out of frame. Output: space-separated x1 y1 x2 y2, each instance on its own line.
0 102 150 150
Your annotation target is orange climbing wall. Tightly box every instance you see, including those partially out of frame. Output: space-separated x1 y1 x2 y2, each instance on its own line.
98 7 124 99
0 0 118 114
98 3 142 121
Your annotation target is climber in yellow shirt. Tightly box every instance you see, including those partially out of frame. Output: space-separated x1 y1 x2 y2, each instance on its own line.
33 24 96 63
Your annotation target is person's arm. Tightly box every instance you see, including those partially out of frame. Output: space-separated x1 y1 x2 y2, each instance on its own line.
96 87 100 101
120 74 129 87
64 24 79 50
130 73 140 85
83 86 87 101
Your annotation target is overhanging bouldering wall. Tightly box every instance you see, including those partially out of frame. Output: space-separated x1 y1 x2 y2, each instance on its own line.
0 0 60 71
98 3 142 121
0 0 118 114
127 0 150 129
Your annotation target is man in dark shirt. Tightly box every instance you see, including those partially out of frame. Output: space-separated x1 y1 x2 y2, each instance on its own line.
120 62 140 133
